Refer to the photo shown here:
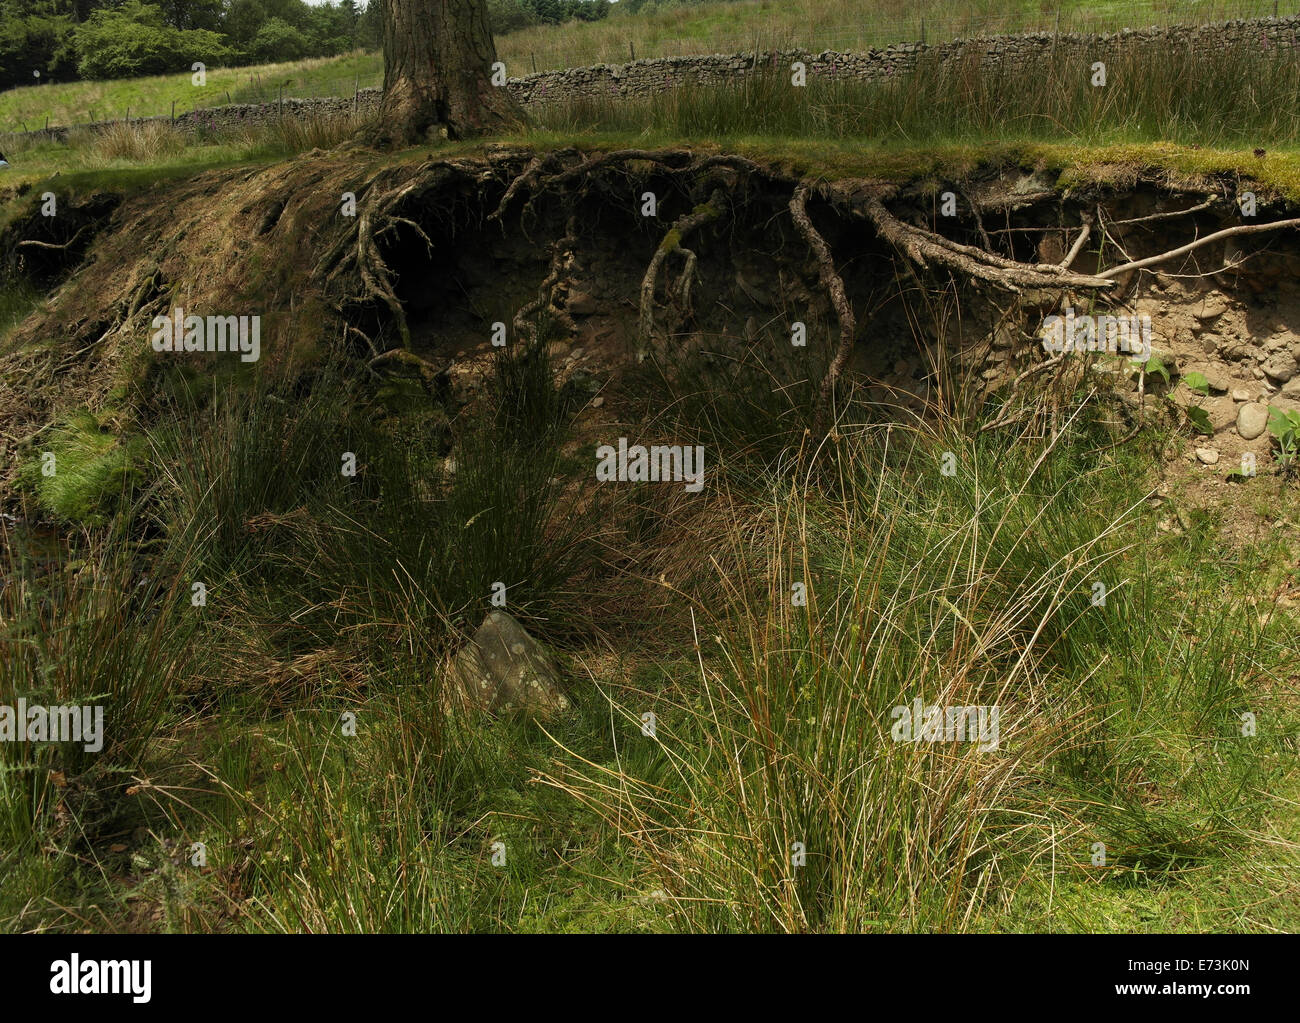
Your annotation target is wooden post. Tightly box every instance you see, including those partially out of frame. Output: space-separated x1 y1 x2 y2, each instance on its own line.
531 52 537 73
630 41 635 61
171 99 176 123
225 90 231 105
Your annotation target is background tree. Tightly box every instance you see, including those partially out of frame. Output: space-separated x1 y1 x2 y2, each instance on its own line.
375 0 524 145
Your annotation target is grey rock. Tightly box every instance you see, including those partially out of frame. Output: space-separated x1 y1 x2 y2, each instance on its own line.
1263 351 1299 383
1237 403 1269 440
1195 447 1220 465
1194 296 1228 321
446 611 570 719
1201 366 1230 393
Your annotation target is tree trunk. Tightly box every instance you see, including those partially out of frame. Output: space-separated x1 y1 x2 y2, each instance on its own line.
376 0 525 145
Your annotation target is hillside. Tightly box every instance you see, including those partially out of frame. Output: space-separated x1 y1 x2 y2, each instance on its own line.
0 8 1297 940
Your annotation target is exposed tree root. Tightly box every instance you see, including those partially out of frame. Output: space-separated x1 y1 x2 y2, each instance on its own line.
514 217 579 343
637 190 725 361
169 146 1296 445
1096 216 1300 279
854 197 1116 293
790 183 857 435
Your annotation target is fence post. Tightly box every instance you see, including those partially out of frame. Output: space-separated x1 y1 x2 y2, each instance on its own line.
630 41 635 61
531 52 537 73
171 99 176 123
225 90 231 105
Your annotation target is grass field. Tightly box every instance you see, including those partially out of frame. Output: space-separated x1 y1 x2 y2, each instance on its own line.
3 339 1298 933
0 0 1286 135
7 32 1300 202
0 52 383 136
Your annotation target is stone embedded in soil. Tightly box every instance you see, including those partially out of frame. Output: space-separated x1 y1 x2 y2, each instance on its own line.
1231 387 1253 402
1263 351 1299 383
1194 296 1228 321
1237 403 1270 440
446 611 570 720
1195 447 1220 465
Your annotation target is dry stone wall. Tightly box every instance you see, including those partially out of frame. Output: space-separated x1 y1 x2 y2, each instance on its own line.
7 14 1300 141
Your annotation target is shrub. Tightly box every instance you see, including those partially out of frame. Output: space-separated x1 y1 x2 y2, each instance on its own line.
74 1 232 80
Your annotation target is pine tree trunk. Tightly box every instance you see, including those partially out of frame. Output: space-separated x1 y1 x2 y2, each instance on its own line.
377 0 525 144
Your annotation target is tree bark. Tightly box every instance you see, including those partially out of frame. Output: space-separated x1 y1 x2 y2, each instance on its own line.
376 0 525 145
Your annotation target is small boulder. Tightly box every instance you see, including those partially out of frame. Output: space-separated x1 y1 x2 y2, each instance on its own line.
1263 351 1299 383
1237 403 1270 441
1194 296 1228 321
1195 447 1220 465
446 611 570 719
